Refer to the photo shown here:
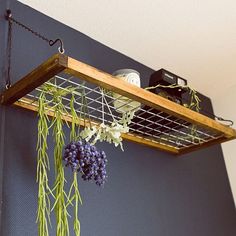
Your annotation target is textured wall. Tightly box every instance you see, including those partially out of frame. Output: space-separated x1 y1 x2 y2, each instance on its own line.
0 1 236 236
0 0 9 231
213 85 236 206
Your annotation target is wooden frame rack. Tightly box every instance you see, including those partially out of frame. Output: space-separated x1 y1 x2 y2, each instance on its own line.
1 54 235 155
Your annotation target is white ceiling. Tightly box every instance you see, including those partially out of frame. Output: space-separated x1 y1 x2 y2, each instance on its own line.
19 0 236 99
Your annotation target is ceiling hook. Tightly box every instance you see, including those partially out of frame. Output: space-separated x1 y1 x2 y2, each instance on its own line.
49 39 65 54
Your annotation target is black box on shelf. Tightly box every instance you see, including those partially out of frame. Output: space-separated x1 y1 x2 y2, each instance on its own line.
149 69 188 105
130 69 190 138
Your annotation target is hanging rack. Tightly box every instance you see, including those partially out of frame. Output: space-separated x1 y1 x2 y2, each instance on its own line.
0 53 235 155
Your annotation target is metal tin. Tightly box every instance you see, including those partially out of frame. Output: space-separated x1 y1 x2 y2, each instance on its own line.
112 69 141 113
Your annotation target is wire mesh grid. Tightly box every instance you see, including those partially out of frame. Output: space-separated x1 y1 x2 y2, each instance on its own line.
17 72 224 151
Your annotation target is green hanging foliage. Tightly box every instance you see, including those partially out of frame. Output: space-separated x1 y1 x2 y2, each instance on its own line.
36 81 131 236
51 93 70 236
36 83 83 236
68 94 82 236
36 91 53 236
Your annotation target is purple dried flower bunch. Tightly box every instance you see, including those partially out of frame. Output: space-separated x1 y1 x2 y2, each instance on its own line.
63 140 108 186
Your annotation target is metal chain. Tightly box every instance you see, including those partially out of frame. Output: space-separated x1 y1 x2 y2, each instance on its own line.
5 14 12 89
10 17 51 44
4 9 65 90
6 10 65 54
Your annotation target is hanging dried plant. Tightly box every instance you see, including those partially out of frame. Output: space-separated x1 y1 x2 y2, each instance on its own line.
36 82 129 236
36 83 83 236
67 93 82 236
50 88 70 236
36 91 53 236
80 88 129 150
63 90 109 187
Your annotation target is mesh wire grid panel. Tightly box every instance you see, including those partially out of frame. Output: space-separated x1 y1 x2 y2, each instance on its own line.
16 72 224 152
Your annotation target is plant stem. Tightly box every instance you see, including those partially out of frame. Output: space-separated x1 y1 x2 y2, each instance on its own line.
36 92 52 236
52 94 70 236
69 94 82 236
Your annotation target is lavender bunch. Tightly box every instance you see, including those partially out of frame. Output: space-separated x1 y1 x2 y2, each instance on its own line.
63 141 108 186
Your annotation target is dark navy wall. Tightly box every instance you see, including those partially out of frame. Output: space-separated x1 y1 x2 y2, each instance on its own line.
0 1 236 235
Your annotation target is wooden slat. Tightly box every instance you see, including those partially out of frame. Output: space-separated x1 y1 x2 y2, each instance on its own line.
65 56 236 139
0 54 67 105
178 136 230 155
13 98 179 155
121 133 179 154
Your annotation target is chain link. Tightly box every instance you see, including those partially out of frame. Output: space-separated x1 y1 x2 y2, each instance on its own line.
5 10 65 54
6 15 12 89
4 9 65 90
10 17 51 43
